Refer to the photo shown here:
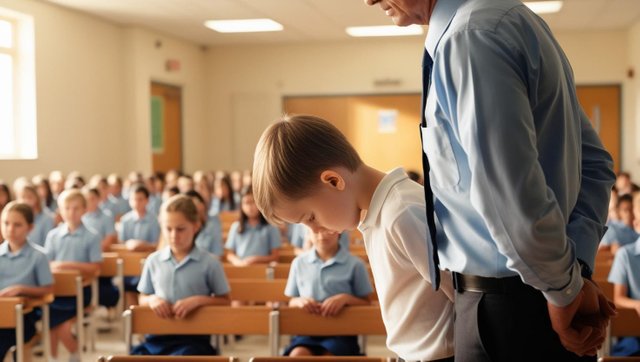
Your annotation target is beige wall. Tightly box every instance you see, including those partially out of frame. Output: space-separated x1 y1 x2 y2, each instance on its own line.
628 21 640 181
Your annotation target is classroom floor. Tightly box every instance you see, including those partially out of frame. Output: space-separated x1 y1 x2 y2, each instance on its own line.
25 308 395 362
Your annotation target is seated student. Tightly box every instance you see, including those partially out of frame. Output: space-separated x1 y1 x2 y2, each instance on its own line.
225 186 281 266
0 181 12 240
82 187 119 309
44 189 102 362
107 174 131 221
252 115 454 361
289 223 350 256
185 190 224 257
608 234 640 356
133 195 230 356
119 183 161 308
634 193 640 233
18 184 56 247
600 194 638 254
33 174 58 213
208 175 237 217
145 174 163 217
284 228 372 356
0 202 54 361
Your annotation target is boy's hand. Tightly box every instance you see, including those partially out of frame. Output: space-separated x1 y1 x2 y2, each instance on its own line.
149 295 173 319
173 296 205 319
0 286 22 297
291 297 321 314
548 278 615 356
320 294 349 317
242 256 259 265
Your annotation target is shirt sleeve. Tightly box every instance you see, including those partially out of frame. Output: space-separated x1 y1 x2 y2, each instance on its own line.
35 252 54 286
137 258 155 295
225 222 239 251
117 219 127 241
210 217 224 256
207 259 230 296
284 259 300 297
607 248 629 287
104 214 116 236
149 219 161 244
351 259 373 298
268 225 282 250
44 231 56 261
434 30 583 307
88 233 103 263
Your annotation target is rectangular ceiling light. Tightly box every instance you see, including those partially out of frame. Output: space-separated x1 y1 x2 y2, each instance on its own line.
524 1 563 14
346 24 423 37
204 19 283 33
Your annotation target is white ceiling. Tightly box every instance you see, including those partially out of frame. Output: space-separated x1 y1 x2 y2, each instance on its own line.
45 0 640 46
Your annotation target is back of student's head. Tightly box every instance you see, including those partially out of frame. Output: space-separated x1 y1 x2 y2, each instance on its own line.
252 114 362 224
238 185 268 234
1 201 34 225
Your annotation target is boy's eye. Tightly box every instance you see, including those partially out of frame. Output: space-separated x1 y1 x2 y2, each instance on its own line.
308 214 315 222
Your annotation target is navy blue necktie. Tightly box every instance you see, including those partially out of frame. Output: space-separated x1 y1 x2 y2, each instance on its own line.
419 49 441 290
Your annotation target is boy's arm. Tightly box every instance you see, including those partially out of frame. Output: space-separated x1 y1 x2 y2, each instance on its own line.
612 284 640 313
101 233 117 251
225 250 245 266
0 285 53 298
172 294 231 319
244 249 279 264
50 261 101 274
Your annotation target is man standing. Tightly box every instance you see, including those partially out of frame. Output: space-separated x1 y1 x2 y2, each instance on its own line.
364 0 617 361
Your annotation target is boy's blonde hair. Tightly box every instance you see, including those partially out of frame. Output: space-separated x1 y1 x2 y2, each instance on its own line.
58 189 87 208
252 114 362 224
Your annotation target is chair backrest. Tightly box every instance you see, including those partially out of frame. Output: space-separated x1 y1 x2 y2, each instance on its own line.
219 211 240 239
52 270 83 296
229 279 289 303
274 306 386 336
271 264 290 279
593 260 613 280
100 253 122 277
249 357 393 362
0 297 22 328
120 253 147 277
101 356 237 362
223 264 270 279
610 307 640 337
125 305 272 335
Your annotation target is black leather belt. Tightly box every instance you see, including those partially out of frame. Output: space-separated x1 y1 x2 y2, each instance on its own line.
452 272 528 294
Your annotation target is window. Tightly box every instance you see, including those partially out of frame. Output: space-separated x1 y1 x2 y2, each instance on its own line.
0 8 36 160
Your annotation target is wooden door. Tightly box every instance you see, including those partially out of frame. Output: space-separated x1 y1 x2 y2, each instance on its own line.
576 85 621 172
150 82 182 173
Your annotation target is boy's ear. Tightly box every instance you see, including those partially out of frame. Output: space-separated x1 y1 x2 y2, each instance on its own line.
319 170 346 191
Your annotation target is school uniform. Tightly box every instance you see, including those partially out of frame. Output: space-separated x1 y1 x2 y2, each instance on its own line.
289 224 350 251
83 209 119 307
132 245 230 356
195 215 224 257
207 197 235 217
0 241 53 358
601 221 639 247
283 246 372 356
28 209 56 247
119 211 161 291
608 239 640 356
147 194 163 216
107 194 131 217
225 221 281 259
44 223 102 328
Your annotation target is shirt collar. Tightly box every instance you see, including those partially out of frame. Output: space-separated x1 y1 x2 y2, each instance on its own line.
159 245 202 262
303 245 349 266
425 0 466 57
359 167 408 232
0 241 10 256
0 241 30 257
60 223 86 237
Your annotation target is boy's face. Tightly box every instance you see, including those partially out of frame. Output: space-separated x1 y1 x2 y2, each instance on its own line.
61 199 86 226
85 193 99 212
273 169 360 235
309 229 340 250
130 191 148 213
618 200 634 226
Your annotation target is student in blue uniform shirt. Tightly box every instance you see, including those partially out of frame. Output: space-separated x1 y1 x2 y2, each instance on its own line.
208 175 237 217
284 228 373 356
225 186 281 266
146 174 163 216
82 187 120 308
186 190 224 257
119 183 161 308
0 202 54 361
608 234 640 356
107 174 131 221
289 223 350 255
44 189 102 362
18 184 56 247
600 194 638 254
133 195 230 356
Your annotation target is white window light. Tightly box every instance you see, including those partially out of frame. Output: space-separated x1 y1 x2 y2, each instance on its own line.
346 24 423 37
524 1 563 14
204 19 283 33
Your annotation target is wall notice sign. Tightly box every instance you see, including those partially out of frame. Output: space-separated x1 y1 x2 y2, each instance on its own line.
378 109 398 134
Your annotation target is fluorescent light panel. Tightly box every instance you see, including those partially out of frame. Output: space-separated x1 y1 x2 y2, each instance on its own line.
524 1 563 14
204 18 283 33
346 24 423 37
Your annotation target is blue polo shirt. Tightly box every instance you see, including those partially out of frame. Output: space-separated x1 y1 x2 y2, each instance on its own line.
608 239 640 300
285 246 372 302
137 246 230 304
601 221 639 247
107 194 131 217
44 224 102 263
82 209 116 239
118 211 160 244
28 209 56 247
225 221 281 259
0 242 53 289
195 216 224 256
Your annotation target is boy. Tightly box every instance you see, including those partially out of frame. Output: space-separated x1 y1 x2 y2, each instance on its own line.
44 189 102 362
252 115 454 361
107 174 131 221
600 194 638 254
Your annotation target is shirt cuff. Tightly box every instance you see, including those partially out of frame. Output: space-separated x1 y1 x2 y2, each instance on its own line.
542 261 584 307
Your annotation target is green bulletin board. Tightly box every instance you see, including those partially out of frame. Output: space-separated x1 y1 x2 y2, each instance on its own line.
150 96 164 153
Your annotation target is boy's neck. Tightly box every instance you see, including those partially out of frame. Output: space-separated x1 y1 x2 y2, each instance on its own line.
136 209 147 218
315 243 339 262
353 164 387 217
66 222 82 232
8 239 26 253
